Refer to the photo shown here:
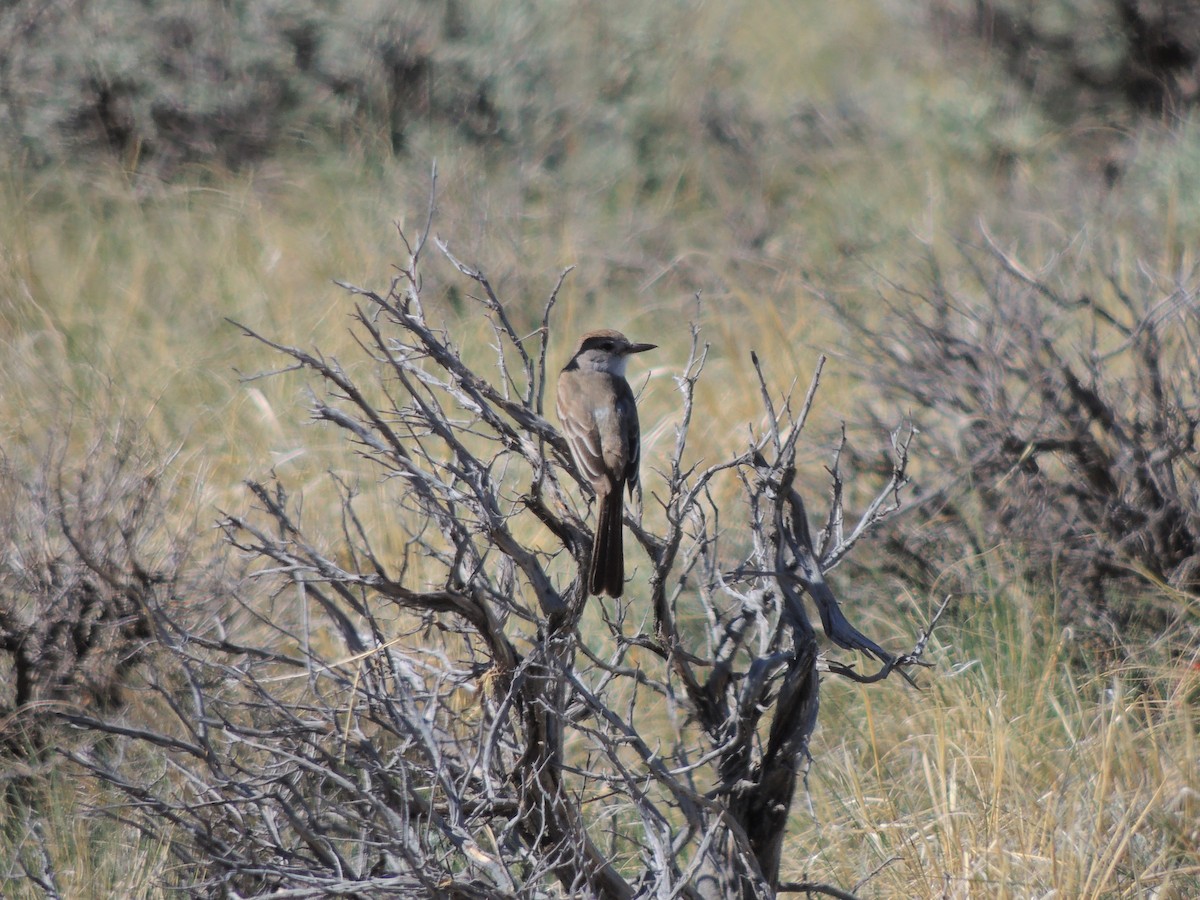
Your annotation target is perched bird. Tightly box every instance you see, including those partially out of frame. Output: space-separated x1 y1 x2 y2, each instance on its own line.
556 329 656 596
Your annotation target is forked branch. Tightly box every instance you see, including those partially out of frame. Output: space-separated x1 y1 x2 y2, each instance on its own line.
60 198 945 900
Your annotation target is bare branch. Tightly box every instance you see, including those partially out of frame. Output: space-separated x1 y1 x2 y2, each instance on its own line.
53 199 940 899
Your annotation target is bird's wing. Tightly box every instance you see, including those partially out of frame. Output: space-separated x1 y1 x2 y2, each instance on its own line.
557 376 608 490
564 415 607 487
614 378 641 492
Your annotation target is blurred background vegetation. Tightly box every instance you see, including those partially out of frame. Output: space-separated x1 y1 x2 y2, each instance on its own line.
1 0 1197 896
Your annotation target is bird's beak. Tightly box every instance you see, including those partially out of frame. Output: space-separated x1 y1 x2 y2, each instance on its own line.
625 342 657 354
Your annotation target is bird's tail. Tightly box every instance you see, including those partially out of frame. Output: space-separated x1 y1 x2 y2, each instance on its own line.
589 488 625 597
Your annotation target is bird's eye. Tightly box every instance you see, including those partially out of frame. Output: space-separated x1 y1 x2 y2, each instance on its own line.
601 341 613 351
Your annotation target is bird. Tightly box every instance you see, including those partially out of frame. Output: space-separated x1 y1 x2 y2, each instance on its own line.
556 329 656 597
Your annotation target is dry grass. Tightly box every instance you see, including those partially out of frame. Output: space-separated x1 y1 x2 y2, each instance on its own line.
2 1 1199 896
783 574 1199 898
2 770 176 898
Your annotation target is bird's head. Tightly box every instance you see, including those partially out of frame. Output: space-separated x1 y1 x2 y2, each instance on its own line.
569 329 656 376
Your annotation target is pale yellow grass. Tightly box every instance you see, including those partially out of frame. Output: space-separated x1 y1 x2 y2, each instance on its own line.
3 2 1199 891
1 770 176 898
781 576 1199 898
0 155 577 529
